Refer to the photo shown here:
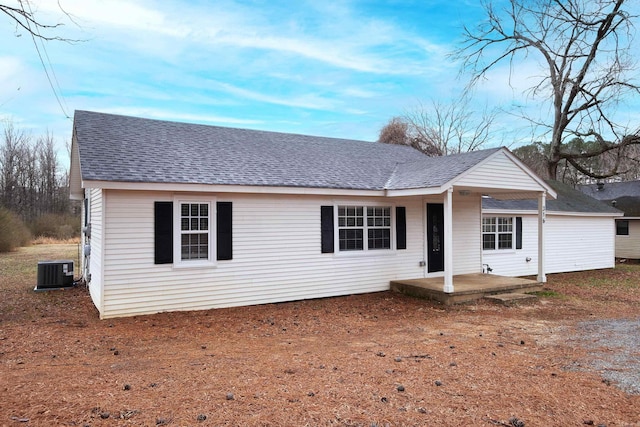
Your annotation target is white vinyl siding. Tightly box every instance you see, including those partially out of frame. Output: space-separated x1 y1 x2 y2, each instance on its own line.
87 188 104 314
454 151 544 192
483 213 616 276
99 191 426 318
616 219 640 259
451 194 481 275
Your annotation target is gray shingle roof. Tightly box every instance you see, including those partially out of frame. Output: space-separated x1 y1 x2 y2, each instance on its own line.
73 110 501 191
482 180 621 214
579 181 640 216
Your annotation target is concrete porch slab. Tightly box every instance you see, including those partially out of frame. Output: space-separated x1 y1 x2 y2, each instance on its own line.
390 273 543 305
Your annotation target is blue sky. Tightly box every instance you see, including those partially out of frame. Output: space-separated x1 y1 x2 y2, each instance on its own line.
2 0 639 166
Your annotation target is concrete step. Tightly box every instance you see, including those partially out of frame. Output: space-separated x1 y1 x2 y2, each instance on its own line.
484 292 537 305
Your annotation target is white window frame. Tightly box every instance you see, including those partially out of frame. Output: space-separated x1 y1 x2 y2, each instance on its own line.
482 216 515 251
335 203 395 254
173 196 216 268
616 219 630 236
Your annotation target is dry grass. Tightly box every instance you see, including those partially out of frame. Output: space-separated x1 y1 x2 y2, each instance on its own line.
1 245 639 426
30 236 81 245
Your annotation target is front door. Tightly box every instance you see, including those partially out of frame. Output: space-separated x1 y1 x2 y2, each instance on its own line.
427 203 444 273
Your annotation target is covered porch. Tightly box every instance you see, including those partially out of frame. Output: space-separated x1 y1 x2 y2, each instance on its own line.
390 274 543 305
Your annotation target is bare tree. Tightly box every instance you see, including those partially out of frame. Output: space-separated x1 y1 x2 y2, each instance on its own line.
455 0 640 179
0 121 29 214
514 139 640 185
0 120 69 221
379 117 410 147
405 96 496 155
378 94 496 156
1 1 74 41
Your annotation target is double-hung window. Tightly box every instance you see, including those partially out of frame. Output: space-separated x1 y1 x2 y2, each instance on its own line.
482 216 513 250
173 198 214 266
180 202 210 260
338 205 391 251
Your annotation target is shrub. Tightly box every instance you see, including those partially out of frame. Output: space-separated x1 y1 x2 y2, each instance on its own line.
30 213 80 240
0 208 32 252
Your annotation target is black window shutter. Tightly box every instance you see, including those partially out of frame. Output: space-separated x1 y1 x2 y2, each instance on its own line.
396 206 407 250
83 198 89 226
516 216 523 249
154 202 173 264
217 202 233 260
321 206 334 253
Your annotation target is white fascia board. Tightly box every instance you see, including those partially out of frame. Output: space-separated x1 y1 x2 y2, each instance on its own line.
483 208 623 217
69 134 84 200
80 180 388 197
548 211 624 218
482 209 538 216
385 186 446 197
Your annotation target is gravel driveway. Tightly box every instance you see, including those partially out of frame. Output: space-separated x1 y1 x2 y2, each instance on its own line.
574 318 640 394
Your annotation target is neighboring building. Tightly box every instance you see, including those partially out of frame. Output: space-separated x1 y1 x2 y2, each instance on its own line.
69 110 558 319
580 180 640 259
482 181 622 277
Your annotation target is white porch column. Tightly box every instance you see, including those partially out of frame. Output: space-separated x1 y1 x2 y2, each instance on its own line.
537 191 547 283
443 187 454 293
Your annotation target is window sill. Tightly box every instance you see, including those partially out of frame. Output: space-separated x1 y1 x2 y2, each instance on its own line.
334 249 397 258
482 249 517 255
172 260 216 269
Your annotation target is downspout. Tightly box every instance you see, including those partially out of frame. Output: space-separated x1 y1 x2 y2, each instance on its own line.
537 191 547 283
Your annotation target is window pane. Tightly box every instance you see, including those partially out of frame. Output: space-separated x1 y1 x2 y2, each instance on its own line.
200 218 208 231
482 218 496 232
191 218 199 230
497 217 513 232
181 203 189 216
191 204 199 216
200 204 208 216
199 244 208 258
498 233 512 249
181 218 189 231
339 229 363 251
483 234 495 250
368 228 390 250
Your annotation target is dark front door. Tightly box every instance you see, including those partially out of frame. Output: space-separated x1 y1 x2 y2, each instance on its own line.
427 203 444 273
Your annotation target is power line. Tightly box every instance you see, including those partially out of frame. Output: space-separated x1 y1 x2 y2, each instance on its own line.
22 0 70 119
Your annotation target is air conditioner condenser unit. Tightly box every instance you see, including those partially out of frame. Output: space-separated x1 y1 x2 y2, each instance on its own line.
35 260 75 291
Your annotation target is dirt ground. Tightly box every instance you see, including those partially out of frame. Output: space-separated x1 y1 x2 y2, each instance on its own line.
1 245 640 426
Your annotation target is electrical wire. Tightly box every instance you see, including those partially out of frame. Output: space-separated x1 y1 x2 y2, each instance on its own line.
22 0 70 119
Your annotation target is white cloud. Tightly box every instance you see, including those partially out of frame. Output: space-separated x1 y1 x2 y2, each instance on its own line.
38 0 447 76
208 81 337 111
